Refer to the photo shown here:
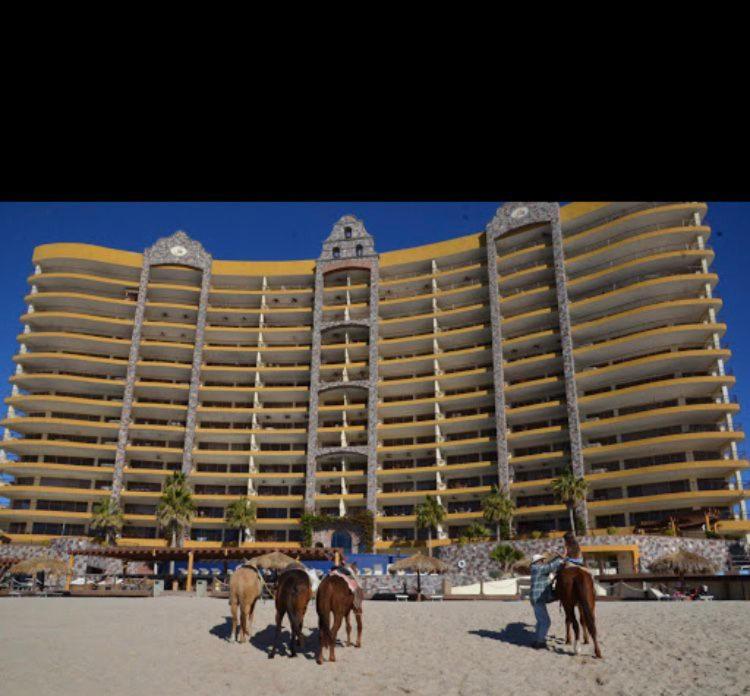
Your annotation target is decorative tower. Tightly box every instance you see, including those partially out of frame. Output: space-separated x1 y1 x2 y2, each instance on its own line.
304 216 380 550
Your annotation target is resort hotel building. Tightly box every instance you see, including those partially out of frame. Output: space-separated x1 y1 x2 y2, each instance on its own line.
0 201 748 551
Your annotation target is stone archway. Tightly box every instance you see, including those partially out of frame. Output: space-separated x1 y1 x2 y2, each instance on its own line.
312 525 364 555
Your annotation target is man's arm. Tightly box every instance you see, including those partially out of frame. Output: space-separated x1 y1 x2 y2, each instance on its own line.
537 556 564 575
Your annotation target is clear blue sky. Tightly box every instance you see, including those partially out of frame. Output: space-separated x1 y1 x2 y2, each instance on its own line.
0 202 748 486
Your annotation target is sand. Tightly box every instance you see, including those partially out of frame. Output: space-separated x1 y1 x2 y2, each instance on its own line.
1 597 748 696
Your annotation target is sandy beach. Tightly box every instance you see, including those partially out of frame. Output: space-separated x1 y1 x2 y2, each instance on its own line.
1 597 748 696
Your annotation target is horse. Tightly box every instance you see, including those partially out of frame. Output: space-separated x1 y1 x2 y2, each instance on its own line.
229 565 262 643
556 565 602 658
315 573 363 664
269 568 312 659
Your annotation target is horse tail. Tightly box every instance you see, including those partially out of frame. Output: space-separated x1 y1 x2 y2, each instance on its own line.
575 572 597 641
316 582 333 649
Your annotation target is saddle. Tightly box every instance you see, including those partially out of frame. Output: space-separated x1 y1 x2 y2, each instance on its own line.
329 569 364 612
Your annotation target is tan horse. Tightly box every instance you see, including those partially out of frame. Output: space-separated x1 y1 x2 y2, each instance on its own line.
229 566 262 643
316 574 363 664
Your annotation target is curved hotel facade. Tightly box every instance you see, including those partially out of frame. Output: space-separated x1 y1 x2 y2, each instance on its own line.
0 201 748 549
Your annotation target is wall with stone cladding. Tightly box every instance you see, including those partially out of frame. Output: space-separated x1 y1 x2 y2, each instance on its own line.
359 573 444 598
0 537 124 575
435 536 732 582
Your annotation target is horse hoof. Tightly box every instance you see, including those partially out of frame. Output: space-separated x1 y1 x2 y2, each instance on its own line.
356 643 361 648
316 659 323 665
268 654 274 660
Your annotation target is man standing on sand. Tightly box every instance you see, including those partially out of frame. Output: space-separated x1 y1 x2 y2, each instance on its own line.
529 553 564 649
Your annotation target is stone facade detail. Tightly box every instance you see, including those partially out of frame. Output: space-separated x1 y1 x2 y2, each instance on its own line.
488 203 589 528
304 217 380 543
436 536 732 581
484 210 512 491
111 231 212 501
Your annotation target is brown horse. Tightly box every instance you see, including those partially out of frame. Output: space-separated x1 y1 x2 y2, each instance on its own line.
316 574 363 664
229 566 261 643
269 568 312 659
556 566 602 658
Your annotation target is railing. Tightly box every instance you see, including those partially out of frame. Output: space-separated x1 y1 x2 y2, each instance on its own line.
567 218 699 260
567 242 705 280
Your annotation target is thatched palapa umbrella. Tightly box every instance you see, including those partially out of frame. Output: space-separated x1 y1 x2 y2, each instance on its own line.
390 553 449 600
247 550 299 571
10 558 68 575
648 550 716 577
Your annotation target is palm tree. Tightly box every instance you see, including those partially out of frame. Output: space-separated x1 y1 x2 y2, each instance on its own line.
551 468 589 534
489 543 524 576
225 496 256 545
415 495 445 556
482 485 515 540
460 521 491 544
90 498 123 546
157 472 195 548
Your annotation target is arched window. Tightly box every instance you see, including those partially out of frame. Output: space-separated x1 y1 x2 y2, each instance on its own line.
344 226 352 240
355 244 363 257
332 247 340 259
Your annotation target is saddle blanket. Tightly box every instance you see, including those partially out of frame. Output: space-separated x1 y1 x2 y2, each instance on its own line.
329 570 364 611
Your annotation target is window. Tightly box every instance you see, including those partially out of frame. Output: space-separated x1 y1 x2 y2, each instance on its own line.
344 226 352 239
332 247 341 259
355 244 363 257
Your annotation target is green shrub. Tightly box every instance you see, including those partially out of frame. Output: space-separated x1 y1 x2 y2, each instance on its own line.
606 526 618 536
530 530 542 540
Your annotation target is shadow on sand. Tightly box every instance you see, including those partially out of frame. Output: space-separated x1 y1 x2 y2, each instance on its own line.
469 622 572 654
469 622 536 648
210 616 320 660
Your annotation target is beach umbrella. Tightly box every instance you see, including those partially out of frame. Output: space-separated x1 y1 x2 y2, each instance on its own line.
247 550 298 571
390 553 449 600
10 558 68 575
648 550 716 576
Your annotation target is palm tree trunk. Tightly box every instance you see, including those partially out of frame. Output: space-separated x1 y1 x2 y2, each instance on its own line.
427 528 433 557
239 527 243 545
568 504 576 535
496 522 501 541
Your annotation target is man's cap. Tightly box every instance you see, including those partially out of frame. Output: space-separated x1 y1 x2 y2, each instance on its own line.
531 554 545 563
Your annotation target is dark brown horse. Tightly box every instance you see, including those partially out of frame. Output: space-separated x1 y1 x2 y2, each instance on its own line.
316 574 363 664
556 566 602 658
269 568 312 659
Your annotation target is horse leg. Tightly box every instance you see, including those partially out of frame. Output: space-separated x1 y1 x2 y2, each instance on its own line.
582 600 602 659
242 601 251 644
563 605 580 654
289 611 302 657
269 609 283 659
355 609 362 648
230 597 239 643
247 597 258 641
579 606 589 644
317 611 327 665
329 611 343 663
345 610 352 646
